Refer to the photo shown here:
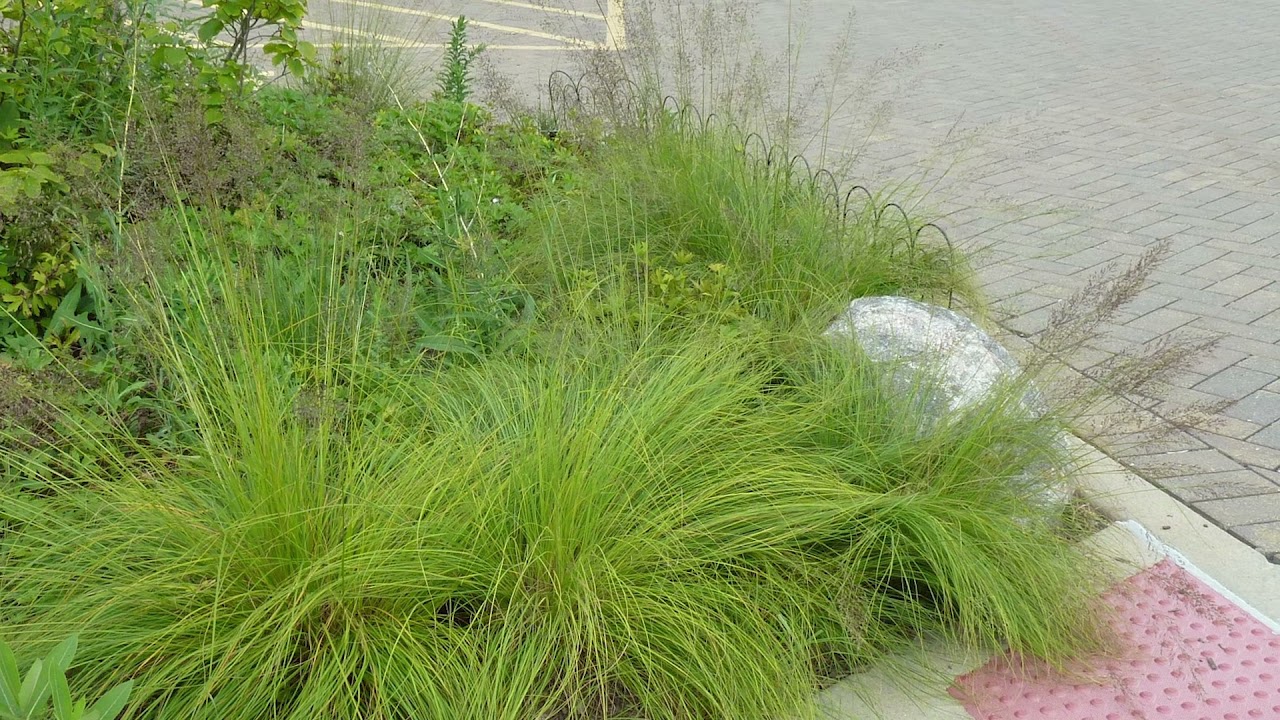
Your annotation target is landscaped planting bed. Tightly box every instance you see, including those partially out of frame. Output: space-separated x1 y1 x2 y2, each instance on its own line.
1 3 1116 718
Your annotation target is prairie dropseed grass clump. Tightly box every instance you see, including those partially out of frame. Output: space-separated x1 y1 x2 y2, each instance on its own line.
0 221 1106 719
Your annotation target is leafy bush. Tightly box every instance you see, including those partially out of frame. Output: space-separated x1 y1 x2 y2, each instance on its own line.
0 0 141 353
0 0 326 360
0 0 139 143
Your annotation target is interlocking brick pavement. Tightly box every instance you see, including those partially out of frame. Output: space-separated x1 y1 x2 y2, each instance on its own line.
832 0 1280 560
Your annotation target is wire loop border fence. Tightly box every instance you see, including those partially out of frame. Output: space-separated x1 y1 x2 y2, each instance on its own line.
547 70 958 308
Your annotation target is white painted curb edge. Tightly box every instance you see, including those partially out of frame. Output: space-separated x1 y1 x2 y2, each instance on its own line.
1116 519 1280 634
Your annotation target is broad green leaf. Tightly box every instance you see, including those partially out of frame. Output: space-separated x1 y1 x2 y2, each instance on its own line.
75 152 103 173
0 100 18 134
163 46 186 67
22 174 43 199
44 283 82 340
417 334 480 357
25 152 53 166
0 642 20 714
92 143 117 158
45 636 77 673
197 17 224 42
83 681 131 720
49 671 72 720
29 165 65 186
0 150 28 164
17 658 43 712
203 108 224 125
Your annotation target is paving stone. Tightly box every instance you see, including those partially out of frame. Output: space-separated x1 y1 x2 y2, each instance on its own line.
1180 346 1250 377
1252 422 1280 453
1219 204 1277 227
1191 430 1280 471
1125 307 1199 335
1190 194 1254 220
1185 258 1252 282
1219 336 1280 362
1130 219 1193 239
1226 288 1280 317
1193 365 1277 401
1206 418 1268 446
1255 309 1280 330
1158 469 1280 503
1225 390 1280 427
1146 270 1217 291
1106 427 1210 457
1162 245 1230 271
1178 183 1235 205
1233 219 1280 243
1189 317 1280 345
1233 522 1280 557
1203 273 1274 297
1195 494 1280 528
1126 447 1254 477
1177 214 1250 238
1238 355 1280 376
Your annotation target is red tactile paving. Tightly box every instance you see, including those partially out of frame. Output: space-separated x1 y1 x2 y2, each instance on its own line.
950 558 1280 720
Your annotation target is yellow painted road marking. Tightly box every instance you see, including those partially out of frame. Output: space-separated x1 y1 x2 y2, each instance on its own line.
186 0 623 53
329 0 605 48
300 19 432 47
301 18 579 50
605 0 625 50
471 0 604 21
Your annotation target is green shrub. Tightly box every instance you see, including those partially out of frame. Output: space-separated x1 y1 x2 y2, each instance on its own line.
0 0 141 354
0 0 139 143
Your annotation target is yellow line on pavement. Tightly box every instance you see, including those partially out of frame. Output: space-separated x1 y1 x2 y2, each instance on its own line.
605 0 625 50
300 19 430 47
472 0 604 21
329 0 604 48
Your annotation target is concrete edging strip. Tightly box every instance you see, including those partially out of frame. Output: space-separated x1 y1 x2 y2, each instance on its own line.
1071 436 1280 625
1115 519 1280 633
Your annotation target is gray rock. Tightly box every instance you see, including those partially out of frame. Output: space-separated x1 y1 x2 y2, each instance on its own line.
825 295 1070 516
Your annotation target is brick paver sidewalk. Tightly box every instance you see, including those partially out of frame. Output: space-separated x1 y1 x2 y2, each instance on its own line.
837 0 1280 559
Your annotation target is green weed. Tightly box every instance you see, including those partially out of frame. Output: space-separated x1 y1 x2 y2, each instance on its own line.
436 16 484 104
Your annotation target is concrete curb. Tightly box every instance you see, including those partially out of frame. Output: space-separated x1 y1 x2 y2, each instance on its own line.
1071 437 1280 623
